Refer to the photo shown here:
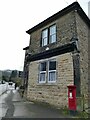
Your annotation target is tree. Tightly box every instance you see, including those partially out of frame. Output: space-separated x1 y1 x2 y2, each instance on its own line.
2 70 11 82
9 70 18 82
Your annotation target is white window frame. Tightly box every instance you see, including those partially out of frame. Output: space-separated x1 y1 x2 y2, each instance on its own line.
39 59 56 84
48 70 56 83
39 71 46 83
42 29 48 46
39 62 46 83
48 60 56 83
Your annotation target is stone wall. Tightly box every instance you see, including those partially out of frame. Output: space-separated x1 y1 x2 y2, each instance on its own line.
75 12 89 111
27 52 74 108
29 11 77 54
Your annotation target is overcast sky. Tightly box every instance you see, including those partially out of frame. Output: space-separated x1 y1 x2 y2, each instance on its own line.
0 0 90 71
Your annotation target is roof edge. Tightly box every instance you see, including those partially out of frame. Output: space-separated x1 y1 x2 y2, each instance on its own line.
23 46 29 50
26 1 90 34
27 42 76 62
26 2 79 34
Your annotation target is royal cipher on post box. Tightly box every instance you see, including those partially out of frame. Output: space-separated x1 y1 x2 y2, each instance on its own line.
67 85 77 111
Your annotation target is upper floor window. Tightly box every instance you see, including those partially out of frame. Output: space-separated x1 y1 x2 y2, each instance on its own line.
42 29 48 46
41 24 56 47
49 25 56 44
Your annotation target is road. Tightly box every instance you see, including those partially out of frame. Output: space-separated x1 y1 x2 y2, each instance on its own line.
0 86 70 119
0 90 8 119
0 84 15 120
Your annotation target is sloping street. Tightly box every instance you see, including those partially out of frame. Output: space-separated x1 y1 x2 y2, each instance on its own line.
0 91 8 119
0 86 69 119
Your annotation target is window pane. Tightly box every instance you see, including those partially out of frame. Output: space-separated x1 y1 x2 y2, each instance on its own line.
50 34 56 43
49 25 56 43
40 73 45 81
49 61 56 70
49 71 56 81
42 29 48 46
42 29 48 37
50 25 56 35
40 62 46 71
42 38 48 46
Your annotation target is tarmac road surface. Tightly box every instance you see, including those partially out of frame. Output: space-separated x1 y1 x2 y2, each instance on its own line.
1 87 70 119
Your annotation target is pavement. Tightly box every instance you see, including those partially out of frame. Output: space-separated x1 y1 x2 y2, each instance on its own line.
0 87 71 119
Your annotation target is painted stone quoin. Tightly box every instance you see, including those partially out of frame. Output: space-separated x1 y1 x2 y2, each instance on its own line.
23 2 90 112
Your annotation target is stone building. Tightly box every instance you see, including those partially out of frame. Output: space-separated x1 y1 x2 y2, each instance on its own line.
23 2 90 112
23 46 29 88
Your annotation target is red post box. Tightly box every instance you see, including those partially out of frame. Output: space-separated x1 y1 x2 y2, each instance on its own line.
67 85 76 111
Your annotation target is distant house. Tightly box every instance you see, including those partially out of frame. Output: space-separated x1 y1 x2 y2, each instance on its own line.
23 2 90 112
